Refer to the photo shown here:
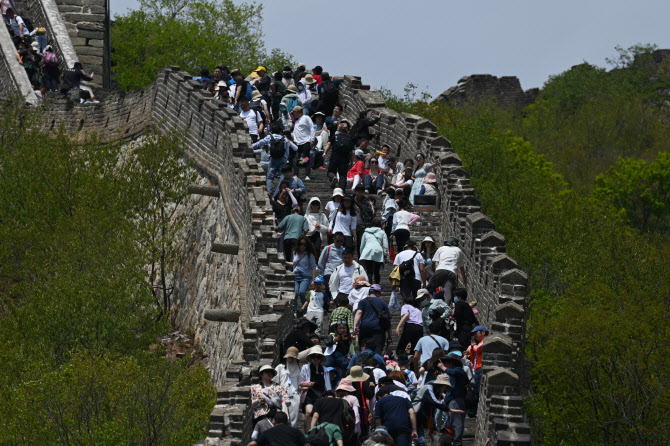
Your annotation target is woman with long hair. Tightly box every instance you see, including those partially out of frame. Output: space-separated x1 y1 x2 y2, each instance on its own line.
328 195 357 250
290 235 318 314
394 167 414 200
364 157 385 194
409 152 438 204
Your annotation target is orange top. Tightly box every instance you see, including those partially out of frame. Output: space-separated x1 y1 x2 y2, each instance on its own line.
470 339 484 371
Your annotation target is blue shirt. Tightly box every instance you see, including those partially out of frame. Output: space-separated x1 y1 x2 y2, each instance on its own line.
347 349 385 370
273 175 306 198
292 252 317 276
252 133 297 160
374 394 412 432
356 297 391 333
443 367 468 402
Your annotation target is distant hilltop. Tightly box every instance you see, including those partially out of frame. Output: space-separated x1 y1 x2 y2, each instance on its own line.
433 74 539 109
434 49 670 109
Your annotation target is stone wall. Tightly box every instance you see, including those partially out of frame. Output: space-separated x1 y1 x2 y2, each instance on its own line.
0 18 39 104
336 76 531 445
35 67 281 391
53 0 108 87
433 74 538 109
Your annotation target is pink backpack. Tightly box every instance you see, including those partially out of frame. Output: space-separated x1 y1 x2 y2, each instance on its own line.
45 51 58 67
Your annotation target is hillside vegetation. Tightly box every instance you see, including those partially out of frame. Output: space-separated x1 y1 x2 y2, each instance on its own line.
0 99 214 445
383 45 670 444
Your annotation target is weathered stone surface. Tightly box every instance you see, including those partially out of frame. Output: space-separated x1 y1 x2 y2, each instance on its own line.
434 74 538 109
76 21 105 31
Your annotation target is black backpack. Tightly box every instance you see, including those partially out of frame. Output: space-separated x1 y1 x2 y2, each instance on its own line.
307 423 331 446
399 252 419 279
368 297 391 331
22 16 35 33
333 133 353 156
269 136 285 159
250 99 266 122
322 80 338 102
342 400 356 440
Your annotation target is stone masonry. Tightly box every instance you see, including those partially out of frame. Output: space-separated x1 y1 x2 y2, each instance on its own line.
434 74 538 109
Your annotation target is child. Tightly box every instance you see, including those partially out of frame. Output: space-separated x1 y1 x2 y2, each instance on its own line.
397 353 418 387
301 276 326 334
348 275 371 312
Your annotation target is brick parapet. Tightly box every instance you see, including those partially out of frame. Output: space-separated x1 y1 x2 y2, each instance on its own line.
335 75 531 445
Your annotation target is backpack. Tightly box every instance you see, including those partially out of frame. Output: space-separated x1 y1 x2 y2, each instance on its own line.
69 88 81 101
321 80 338 102
307 423 331 446
341 400 356 440
367 297 391 331
287 95 301 112
45 51 58 67
22 17 34 33
245 82 253 100
354 350 373 368
250 98 266 122
399 252 419 279
333 133 353 156
269 136 285 159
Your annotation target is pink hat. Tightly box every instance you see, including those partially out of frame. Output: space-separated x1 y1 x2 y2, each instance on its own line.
336 378 356 393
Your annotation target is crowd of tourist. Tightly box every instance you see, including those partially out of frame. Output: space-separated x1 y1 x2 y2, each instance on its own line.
199 62 484 446
3 2 96 102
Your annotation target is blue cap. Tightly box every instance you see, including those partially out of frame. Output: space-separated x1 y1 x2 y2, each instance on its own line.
471 325 489 335
314 276 324 284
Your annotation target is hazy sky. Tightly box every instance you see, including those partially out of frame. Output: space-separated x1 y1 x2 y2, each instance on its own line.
110 0 670 98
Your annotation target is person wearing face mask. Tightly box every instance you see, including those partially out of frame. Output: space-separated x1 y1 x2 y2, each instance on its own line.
296 79 313 115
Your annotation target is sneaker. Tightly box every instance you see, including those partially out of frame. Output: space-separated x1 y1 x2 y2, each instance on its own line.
365 189 370 194
330 177 338 188
318 166 326 170
305 176 311 181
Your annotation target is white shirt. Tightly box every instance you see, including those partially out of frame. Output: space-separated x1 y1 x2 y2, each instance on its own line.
326 200 340 223
10 15 29 37
378 156 390 172
331 210 356 236
240 109 261 135
392 210 416 233
337 264 356 294
393 250 424 282
348 286 370 312
432 246 464 273
292 115 315 145
306 290 325 312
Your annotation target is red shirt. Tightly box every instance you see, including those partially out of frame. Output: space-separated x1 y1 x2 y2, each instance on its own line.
347 160 365 179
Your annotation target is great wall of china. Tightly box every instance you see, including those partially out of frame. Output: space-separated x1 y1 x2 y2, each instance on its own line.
1 4 532 444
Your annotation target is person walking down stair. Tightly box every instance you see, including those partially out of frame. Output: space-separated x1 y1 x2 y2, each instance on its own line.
292 106 315 180
324 119 355 190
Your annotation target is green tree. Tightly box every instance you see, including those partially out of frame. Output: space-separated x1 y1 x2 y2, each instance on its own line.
112 0 293 90
594 152 670 233
0 97 214 444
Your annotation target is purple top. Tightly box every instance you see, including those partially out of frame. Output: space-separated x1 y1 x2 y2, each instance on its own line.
401 304 423 325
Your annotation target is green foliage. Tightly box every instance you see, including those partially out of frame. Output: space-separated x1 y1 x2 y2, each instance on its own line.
594 152 670 233
385 87 670 444
0 97 212 444
111 0 293 90
499 44 670 193
1 352 214 445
